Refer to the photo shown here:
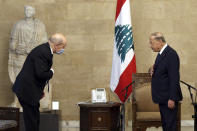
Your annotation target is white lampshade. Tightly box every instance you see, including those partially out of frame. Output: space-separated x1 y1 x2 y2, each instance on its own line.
52 101 59 110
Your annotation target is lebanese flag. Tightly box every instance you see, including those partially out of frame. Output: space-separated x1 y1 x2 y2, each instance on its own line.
110 0 136 103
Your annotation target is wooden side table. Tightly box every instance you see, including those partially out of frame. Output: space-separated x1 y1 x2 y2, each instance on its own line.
78 102 121 131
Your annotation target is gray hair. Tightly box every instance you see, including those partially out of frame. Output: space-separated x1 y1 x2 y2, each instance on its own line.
49 37 64 45
151 32 166 43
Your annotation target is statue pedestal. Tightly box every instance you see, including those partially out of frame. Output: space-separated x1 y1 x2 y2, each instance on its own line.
20 110 61 131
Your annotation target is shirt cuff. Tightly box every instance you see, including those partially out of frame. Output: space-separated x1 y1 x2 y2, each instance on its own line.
50 68 54 74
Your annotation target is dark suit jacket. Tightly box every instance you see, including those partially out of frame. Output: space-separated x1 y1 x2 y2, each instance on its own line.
13 42 53 105
151 45 183 104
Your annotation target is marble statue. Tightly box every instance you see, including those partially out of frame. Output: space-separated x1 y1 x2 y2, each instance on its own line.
8 5 52 111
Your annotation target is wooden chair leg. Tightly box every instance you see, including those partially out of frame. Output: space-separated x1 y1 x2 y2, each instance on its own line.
136 127 141 131
132 126 137 131
141 126 147 131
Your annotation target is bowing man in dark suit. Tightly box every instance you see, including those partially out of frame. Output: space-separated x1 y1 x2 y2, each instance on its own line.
12 33 67 131
149 32 183 131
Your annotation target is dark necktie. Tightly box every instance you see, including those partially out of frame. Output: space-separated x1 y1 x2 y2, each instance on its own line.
155 53 161 65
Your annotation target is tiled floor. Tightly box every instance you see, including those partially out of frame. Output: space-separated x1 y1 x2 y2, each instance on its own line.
145 127 194 131
62 126 194 131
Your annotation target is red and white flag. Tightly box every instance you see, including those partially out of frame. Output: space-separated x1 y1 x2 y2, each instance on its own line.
110 0 136 103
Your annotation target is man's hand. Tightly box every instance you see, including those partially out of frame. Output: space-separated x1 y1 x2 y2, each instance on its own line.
168 99 175 109
148 65 154 76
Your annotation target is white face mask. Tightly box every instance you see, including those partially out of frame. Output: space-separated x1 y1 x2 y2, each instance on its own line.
55 49 64 54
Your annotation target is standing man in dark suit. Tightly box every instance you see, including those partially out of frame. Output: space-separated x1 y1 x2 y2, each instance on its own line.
12 33 67 131
149 32 183 131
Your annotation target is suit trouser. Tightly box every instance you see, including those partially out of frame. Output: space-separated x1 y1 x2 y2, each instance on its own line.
18 99 40 131
159 103 178 131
